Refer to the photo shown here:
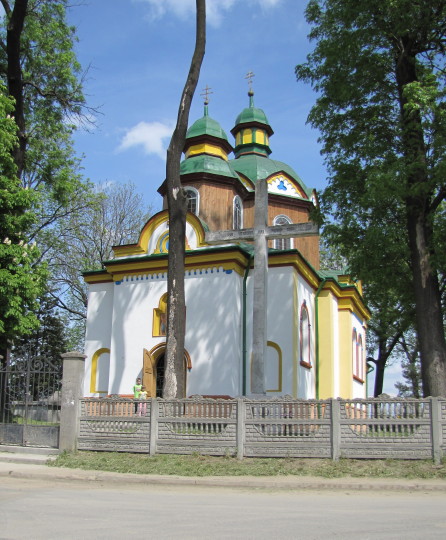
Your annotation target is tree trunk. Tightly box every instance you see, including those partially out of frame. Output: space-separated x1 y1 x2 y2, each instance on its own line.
163 0 206 399
395 45 446 397
4 0 28 178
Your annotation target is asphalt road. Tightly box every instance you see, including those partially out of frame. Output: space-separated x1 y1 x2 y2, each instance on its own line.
1 476 446 540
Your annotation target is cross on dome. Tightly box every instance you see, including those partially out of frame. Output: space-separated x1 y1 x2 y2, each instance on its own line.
245 71 255 95
200 85 213 105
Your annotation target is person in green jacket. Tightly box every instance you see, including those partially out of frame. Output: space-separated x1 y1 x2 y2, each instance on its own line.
133 377 142 413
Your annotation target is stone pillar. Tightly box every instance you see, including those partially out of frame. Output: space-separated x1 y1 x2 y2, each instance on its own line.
330 398 341 461
59 351 86 452
251 178 268 395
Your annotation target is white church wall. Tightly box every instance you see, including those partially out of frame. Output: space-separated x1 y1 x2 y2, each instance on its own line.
184 267 242 397
266 267 296 396
84 282 114 397
108 275 168 395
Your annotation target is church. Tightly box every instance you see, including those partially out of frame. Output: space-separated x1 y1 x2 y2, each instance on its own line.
83 90 370 401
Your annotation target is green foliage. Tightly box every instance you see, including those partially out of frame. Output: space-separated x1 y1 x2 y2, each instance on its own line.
296 0 446 393
0 87 46 346
0 1 95 348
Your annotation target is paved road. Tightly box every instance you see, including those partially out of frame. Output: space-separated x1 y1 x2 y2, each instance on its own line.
1 476 446 540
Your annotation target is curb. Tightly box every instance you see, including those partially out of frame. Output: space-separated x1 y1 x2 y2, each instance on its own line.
0 458 445 492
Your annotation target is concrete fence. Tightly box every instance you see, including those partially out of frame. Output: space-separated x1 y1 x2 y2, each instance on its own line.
73 395 446 463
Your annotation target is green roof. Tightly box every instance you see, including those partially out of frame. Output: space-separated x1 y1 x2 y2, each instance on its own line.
181 154 239 178
229 154 312 197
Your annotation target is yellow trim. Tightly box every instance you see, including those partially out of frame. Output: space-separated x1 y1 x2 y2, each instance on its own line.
83 273 113 284
90 348 110 394
105 249 250 282
185 143 228 160
317 291 335 399
112 210 207 259
339 310 353 398
153 293 168 336
266 341 283 392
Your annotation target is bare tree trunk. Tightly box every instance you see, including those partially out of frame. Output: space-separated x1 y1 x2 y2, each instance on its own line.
395 47 446 397
163 0 206 399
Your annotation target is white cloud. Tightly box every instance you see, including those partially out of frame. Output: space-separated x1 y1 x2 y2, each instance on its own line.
136 0 282 27
118 121 174 159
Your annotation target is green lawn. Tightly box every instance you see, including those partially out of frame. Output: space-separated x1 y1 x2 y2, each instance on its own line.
49 451 446 479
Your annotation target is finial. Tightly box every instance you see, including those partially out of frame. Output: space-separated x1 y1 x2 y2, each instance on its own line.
245 71 255 96
200 84 213 114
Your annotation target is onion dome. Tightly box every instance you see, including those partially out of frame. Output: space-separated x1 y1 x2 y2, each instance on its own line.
230 91 274 158
180 103 238 180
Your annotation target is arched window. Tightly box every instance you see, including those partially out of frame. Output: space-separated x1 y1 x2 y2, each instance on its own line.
184 187 199 216
352 329 364 381
357 335 364 381
300 302 311 368
273 215 293 250
153 293 168 336
233 195 243 230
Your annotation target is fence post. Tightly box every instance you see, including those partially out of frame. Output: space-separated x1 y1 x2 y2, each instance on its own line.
149 398 158 456
331 398 341 461
237 398 245 459
59 351 86 452
430 397 442 465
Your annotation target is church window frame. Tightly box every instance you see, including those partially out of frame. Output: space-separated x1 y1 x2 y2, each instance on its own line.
273 215 293 250
352 329 364 383
184 187 199 216
153 293 168 337
233 195 243 230
299 302 312 369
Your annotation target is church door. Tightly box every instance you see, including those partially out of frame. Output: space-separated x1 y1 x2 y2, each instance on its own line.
155 355 165 397
142 349 166 397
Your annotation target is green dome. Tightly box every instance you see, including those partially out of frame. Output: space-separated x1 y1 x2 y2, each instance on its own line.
231 93 273 136
234 103 270 128
186 106 229 142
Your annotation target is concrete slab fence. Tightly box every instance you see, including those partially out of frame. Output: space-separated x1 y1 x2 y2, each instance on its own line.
73 395 445 463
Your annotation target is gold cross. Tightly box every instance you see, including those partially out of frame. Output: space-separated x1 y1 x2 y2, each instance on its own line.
245 71 255 91
200 85 213 105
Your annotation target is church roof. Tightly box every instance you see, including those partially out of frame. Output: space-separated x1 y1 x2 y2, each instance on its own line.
229 154 312 199
181 154 239 179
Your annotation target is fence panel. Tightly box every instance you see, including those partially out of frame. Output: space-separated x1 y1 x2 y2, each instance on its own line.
78 398 150 453
340 399 433 459
244 399 332 458
156 398 237 456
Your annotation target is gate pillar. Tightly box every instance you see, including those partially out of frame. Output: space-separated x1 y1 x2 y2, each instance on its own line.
59 352 86 452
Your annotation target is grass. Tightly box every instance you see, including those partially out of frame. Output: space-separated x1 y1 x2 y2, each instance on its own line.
49 451 446 480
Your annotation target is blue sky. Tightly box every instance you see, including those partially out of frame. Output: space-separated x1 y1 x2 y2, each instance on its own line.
68 0 324 209
67 0 402 395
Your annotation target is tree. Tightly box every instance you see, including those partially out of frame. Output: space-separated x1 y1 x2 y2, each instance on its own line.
163 0 206 398
0 87 46 355
47 182 153 349
0 0 93 353
296 0 446 396
395 332 422 398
